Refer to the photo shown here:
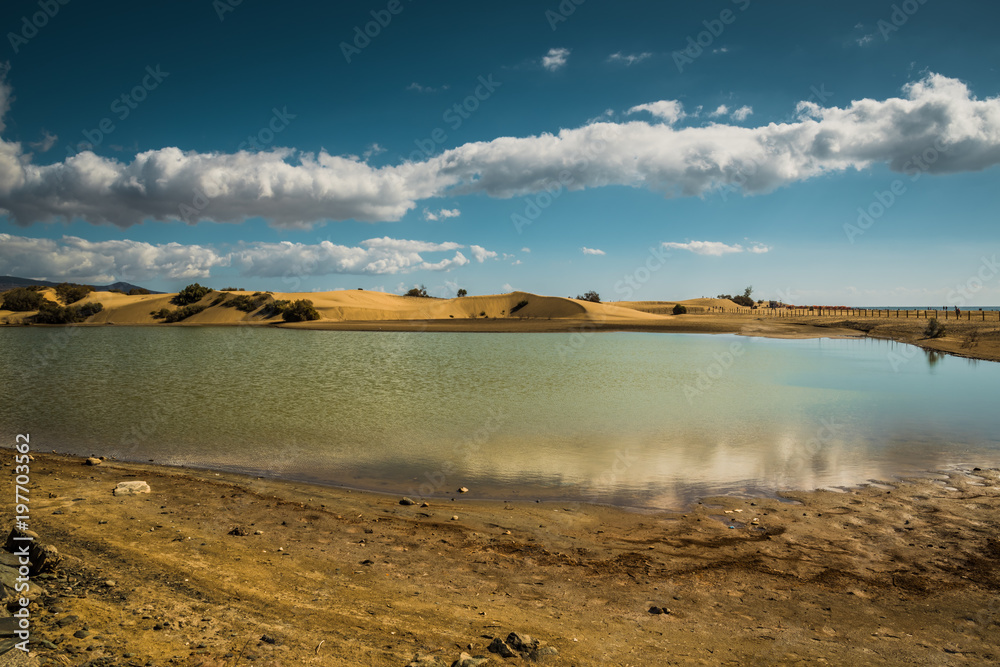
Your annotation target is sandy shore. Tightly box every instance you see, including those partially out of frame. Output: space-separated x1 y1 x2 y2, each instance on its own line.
6 454 999 666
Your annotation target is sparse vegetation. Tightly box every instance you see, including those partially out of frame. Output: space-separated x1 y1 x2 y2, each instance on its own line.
924 318 946 339
55 282 95 304
718 286 754 307
577 291 601 303
479 311 486 317
220 287 244 292
456 288 467 298
510 300 529 314
171 283 212 306
961 328 981 349
33 301 103 324
404 285 430 298
279 299 320 322
150 308 171 319
2 288 47 311
162 305 207 323
222 292 271 312
672 304 687 315
128 287 151 295
108 288 125 294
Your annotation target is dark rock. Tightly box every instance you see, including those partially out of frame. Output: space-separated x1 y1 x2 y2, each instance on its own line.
228 526 249 536
72 629 90 639
4 526 38 551
260 634 277 644
85 457 101 466
360 559 375 566
648 605 670 615
400 497 417 506
488 636 516 657
506 632 539 652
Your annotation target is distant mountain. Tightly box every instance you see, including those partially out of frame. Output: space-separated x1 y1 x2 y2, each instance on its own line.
0 276 161 294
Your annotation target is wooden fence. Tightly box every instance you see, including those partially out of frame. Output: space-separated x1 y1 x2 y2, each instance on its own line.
707 307 1000 320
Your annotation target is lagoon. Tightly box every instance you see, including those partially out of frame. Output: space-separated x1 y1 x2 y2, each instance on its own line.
1 327 997 508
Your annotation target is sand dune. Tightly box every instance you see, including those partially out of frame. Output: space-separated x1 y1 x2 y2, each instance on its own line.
1 288 675 326
615 297 740 314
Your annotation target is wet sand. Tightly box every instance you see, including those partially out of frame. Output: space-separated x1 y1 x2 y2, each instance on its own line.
9 454 1000 666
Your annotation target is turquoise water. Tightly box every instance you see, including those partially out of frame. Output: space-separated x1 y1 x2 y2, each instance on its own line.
0 327 997 508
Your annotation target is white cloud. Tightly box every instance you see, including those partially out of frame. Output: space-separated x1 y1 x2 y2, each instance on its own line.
581 247 606 256
627 100 686 125
362 143 386 160
730 105 753 121
0 233 228 283
856 34 875 46
502 283 514 292
469 245 497 263
29 131 57 153
713 47 729 54
607 51 652 66
520 247 530 253
0 233 497 282
542 47 570 72
709 104 729 118
662 241 770 256
1 73 999 228
422 207 461 221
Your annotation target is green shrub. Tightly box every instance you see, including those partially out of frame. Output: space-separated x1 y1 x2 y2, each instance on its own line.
128 287 151 295
404 285 429 297
55 282 94 304
108 288 125 294
280 299 320 322
2 288 47 311
262 299 291 317
222 292 271 312
924 318 946 339
672 304 687 315
456 288 467 297
33 301 103 324
576 291 601 303
220 286 244 292
510 300 529 314
172 283 212 306
150 308 171 319
162 304 206 322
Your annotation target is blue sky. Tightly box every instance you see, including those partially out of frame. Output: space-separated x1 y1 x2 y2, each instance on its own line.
0 0 998 305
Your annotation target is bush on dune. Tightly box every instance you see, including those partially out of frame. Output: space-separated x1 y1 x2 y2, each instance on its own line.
55 282 95 304
161 304 207 322
33 301 104 324
2 288 47 311
222 292 271 312
672 304 687 315
280 299 320 322
171 283 212 306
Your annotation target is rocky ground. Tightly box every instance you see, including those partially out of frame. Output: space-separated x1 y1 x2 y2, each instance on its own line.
1 454 999 666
